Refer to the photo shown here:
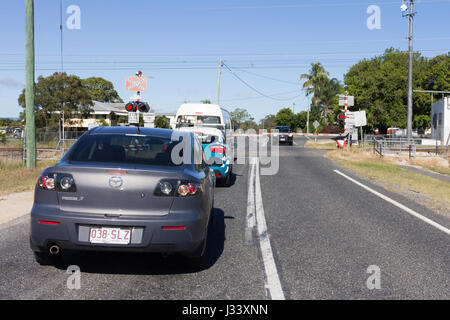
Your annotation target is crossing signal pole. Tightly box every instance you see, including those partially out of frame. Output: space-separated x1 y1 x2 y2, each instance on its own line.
25 0 36 169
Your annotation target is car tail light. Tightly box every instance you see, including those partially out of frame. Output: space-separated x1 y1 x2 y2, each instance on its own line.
177 183 200 196
209 145 226 154
39 173 76 192
155 180 201 197
159 181 173 196
38 175 55 190
56 173 76 192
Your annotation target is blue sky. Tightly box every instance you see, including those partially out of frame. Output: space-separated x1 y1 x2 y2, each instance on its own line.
0 0 449 121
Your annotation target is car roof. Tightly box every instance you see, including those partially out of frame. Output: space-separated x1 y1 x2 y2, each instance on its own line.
88 126 182 138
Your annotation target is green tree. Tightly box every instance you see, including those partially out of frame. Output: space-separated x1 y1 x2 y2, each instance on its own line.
18 72 93 130
300 62 330 103
154 116 170 129
241 120 259 132
275 108 296 129
260 114 276 130
82 77 123 103
300 62 342 124
230 108 252 128
201 99 211 104
294 111 308 131
413 114 430 131
344 48 432 131
97 118 109 126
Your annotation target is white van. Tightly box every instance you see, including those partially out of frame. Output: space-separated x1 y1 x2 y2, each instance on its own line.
175 103 233 143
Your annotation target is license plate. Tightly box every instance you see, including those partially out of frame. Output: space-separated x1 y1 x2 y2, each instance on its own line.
89 227 131 244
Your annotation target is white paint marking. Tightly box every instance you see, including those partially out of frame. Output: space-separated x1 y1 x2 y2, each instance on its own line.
334 169 450 236
254 159 286 300
245 158 256 245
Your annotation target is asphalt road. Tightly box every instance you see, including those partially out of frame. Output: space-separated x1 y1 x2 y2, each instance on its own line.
0 136 448 299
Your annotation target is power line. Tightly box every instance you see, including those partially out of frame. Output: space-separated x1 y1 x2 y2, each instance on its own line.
230 67 300 86
1 48 448 58
181 0 450 11
222 62 303 101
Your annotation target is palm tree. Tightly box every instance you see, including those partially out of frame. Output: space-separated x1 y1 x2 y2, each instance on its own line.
300 62 330 104
300 63 342 124
317 77 342 122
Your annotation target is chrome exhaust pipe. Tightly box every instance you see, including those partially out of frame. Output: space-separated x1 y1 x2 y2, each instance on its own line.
49 245 60 255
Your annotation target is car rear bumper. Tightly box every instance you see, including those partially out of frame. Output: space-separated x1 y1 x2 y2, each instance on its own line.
279 136 293 143
30 205 207 255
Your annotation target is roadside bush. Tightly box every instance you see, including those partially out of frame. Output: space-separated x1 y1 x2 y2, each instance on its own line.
321 124 343 134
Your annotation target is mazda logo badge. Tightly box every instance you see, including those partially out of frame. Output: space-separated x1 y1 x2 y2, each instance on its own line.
109 176 123 189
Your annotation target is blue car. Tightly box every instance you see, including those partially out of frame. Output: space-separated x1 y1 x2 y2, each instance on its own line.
203 139 232 187
174 127 233 187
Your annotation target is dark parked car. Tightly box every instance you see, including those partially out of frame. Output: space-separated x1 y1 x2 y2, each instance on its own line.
275 126 293 145
30 126 215 268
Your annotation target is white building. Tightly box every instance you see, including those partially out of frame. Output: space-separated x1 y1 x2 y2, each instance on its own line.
64 101 176 130
431 96 450 145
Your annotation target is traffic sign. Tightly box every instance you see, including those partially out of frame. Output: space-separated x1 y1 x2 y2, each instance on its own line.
128 112 139 124
338 95 354 107
313 120 320 129
345 111 366 127
125 76 147 92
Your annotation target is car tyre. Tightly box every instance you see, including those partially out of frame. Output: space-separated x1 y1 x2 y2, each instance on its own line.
223 165 232 187
187 208 214 270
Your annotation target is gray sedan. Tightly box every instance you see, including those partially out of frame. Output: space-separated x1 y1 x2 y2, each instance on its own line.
30 126 215 268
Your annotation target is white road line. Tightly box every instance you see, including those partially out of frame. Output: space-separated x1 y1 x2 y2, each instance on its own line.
245 158 256 245
254 159 286 300
334 169 450 236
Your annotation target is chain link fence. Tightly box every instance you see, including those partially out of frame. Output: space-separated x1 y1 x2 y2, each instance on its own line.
0 130 85 165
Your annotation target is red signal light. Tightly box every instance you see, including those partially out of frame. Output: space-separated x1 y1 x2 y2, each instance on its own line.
125 102 136 112
136 102 150 113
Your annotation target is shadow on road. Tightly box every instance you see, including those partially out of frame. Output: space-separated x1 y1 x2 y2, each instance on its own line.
54 208 227 275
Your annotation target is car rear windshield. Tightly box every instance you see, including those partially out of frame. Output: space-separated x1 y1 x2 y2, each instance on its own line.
277 127 290 133
67 134 183 166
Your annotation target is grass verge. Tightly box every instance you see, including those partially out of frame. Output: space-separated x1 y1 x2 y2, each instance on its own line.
327 149 450 211
0 160 57 196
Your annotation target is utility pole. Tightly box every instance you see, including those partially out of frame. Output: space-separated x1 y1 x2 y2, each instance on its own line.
216 58 223 105
60 0 64 158
25 0 36 169
403 0 415 140
306 95 310 134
